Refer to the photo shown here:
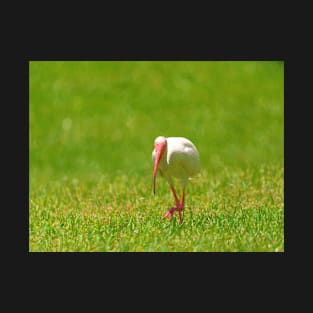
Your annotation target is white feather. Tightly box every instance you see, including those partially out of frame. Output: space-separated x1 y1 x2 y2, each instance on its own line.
152 136 200 187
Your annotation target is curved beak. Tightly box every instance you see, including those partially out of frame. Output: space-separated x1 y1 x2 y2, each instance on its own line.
153 148 163 195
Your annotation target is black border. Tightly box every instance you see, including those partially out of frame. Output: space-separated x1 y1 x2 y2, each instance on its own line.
6 11 297 306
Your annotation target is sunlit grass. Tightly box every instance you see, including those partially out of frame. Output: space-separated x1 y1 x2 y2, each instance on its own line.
29 165 283 252
29 61 284 252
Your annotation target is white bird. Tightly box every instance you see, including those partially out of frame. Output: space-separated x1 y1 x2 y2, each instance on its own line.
152 136 200 224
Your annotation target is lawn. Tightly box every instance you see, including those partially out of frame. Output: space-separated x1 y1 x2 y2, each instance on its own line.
29 61 284 252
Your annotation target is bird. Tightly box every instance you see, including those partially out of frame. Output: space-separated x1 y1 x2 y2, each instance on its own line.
152 136 200 224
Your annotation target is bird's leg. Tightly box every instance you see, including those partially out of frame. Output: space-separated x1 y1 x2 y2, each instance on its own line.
162 185 181 221
162 185 185 223
177 187 186 224
162 207 176 220
170 185 181 209
180 187 185 208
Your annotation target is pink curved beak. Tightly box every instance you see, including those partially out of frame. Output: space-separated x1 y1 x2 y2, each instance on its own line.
153 151 161 195
153 143 165 194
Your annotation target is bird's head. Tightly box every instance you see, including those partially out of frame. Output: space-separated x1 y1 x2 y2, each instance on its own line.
153 136 167 194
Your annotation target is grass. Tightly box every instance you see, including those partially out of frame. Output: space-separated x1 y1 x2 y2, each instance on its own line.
29 61 284 252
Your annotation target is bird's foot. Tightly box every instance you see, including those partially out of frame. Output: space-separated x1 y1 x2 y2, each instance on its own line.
162 206 184 224
162 207 176 220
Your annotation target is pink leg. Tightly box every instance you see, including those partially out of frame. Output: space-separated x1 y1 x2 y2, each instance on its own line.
162 185 185 224
162 185 180 220
181 187 185 208
177 187 185 224
162 207 176 220
170 185 181 208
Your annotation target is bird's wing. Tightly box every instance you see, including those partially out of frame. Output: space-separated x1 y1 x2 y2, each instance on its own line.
168 146 200 180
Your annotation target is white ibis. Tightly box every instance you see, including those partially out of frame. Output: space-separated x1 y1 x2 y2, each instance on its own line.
152 136 200 224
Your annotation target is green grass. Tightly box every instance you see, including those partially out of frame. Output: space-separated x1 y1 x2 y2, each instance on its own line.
29 61 284 252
